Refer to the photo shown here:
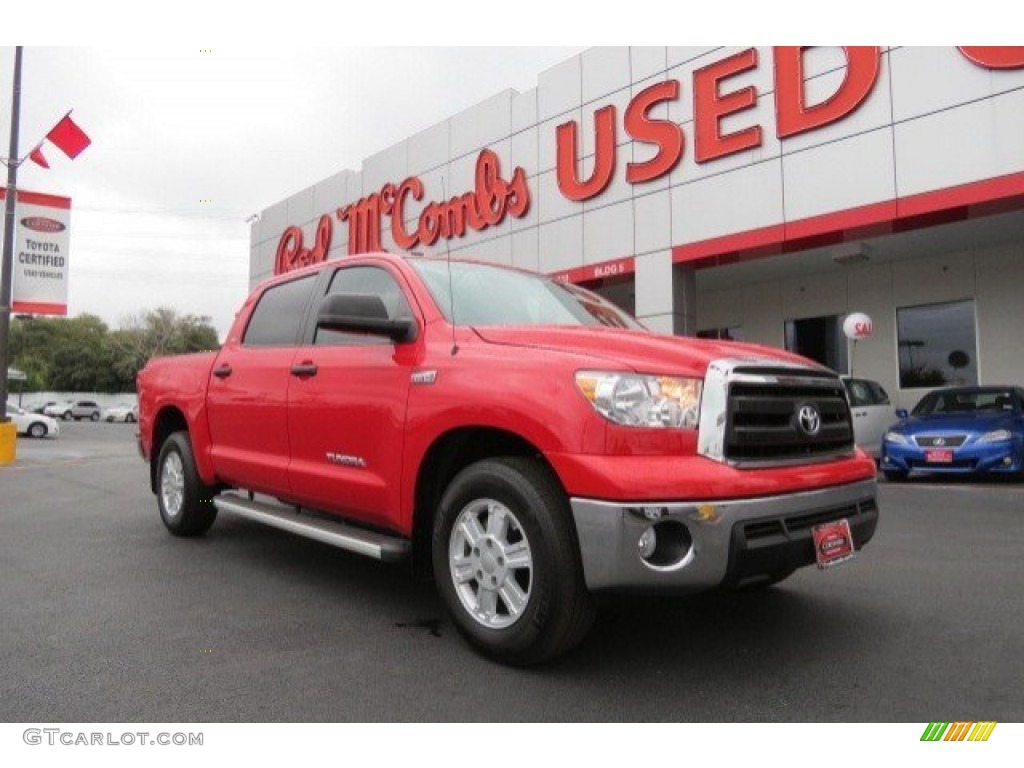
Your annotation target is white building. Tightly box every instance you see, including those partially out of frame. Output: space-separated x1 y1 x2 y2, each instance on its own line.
250 46 1024 408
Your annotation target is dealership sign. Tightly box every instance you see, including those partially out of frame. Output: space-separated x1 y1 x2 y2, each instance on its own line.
0 189 71 316
272 46 1024 276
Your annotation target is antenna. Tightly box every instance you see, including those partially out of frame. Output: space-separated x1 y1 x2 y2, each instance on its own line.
441 177 459 356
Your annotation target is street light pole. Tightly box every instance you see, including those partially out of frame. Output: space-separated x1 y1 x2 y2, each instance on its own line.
0 45 23 422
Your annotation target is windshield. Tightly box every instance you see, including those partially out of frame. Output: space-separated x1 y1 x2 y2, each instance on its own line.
411 260 643 330
912 388 1019 416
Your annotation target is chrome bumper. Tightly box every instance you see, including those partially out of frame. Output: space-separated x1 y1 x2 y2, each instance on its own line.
570 478 877 592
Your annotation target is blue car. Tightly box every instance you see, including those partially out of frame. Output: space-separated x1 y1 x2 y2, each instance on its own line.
880 386 1024 481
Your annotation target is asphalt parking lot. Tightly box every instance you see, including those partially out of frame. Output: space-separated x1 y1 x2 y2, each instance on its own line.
2 422 1022 722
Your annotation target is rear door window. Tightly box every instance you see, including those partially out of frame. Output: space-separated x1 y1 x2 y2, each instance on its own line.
243 275 317 347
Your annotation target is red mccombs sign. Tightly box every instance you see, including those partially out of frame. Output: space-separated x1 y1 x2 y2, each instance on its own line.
274 46 1024 276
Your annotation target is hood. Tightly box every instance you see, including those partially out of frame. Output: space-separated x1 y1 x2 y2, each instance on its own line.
898 412 1019 435
471 326 826 376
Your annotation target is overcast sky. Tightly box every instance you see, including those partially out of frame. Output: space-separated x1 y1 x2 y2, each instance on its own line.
0 46 582 336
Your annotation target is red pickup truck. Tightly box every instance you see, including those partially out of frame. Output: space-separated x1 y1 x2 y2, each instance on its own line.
137 253 878 664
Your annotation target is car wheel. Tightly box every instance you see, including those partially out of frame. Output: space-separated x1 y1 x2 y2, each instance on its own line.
156 431 217 537
90 412 99 421
126 413 136 423
28 422 47 439
883 469 909 482
432 457 594 665
63 411 72 421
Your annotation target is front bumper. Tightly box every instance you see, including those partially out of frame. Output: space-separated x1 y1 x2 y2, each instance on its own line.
881 438 1024 474
571 478 878 592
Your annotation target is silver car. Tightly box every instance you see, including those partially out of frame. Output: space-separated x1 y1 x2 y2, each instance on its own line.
843 377 897 460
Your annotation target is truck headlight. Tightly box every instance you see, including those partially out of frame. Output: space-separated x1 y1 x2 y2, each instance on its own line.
883 431 907 445
575 371 702 429
978 429 1012 443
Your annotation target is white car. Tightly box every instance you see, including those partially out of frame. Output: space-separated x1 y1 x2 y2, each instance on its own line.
6 403 60 438
842 377 897 460
103 403 138 423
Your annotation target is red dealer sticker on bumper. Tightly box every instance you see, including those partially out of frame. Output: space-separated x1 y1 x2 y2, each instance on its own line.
812 519 855 569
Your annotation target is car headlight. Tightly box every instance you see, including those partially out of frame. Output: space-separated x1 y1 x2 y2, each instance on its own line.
883 431 907 445
575 371 701 429
978 429 1012 443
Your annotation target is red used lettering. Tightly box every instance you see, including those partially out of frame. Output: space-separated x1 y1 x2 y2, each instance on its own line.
556 105 617 201
694 48 762 163
625 79 684 184
774 47 880 139
957 46 1024 70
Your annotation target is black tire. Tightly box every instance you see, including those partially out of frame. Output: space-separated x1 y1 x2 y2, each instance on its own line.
90 412 100 422
155 431 217 537
126 413 136 423
432 457 594 665
28 422 47 439
883 469 909 482
63 411 72 421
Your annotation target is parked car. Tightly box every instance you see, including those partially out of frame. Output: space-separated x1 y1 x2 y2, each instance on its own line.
29 400 58 415
880 386 1024 480
6 402 60 438
103 403 138 423
45 400 102 421
842 376 896 460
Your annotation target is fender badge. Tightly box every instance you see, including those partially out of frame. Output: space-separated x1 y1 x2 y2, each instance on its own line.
411 369 437 385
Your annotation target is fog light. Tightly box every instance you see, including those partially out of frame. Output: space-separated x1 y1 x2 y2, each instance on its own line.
638 526 657 560
1003 457 1012 466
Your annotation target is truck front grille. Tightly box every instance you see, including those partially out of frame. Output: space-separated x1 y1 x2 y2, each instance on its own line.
698 359 857 468
723 368 853 465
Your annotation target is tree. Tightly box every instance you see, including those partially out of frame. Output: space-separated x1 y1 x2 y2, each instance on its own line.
8 308 219 393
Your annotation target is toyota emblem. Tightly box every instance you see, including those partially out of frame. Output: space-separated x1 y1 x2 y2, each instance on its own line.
797 404 822 436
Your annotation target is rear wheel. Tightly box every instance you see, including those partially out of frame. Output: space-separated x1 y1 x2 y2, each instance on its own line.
156 431 217 536
126 413 136 423
90 412 99 422
432 457 594 665
883 469 908 482
63 411 72 421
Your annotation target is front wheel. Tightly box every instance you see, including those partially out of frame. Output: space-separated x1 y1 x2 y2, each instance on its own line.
156 431 217 536
28 422 47 438
125 413 136 424
432 457 594 665
63 411 72 421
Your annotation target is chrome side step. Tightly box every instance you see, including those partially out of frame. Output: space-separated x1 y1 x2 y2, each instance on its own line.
213 493 410 563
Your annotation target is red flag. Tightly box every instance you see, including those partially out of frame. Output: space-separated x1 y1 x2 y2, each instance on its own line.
46 114 91 159
29 145 50 168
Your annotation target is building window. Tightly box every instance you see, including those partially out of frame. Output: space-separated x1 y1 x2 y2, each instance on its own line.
697 327 743 341
896 300 978 388
784 314 848 374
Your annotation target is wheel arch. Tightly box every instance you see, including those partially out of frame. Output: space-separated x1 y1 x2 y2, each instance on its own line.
410 425 568 579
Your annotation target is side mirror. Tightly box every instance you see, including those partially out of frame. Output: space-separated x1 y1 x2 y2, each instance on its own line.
316 293 417 343
895 408 909 420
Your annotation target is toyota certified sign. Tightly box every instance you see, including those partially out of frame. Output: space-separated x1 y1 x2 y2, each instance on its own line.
0 189 72 316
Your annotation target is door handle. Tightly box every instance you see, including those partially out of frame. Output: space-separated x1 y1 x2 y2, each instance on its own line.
290 363 319 377
212 364 232 379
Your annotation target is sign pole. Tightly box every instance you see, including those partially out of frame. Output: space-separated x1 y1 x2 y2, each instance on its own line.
0 46 23 458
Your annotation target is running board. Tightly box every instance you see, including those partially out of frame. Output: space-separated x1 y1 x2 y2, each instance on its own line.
213 493 410 563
